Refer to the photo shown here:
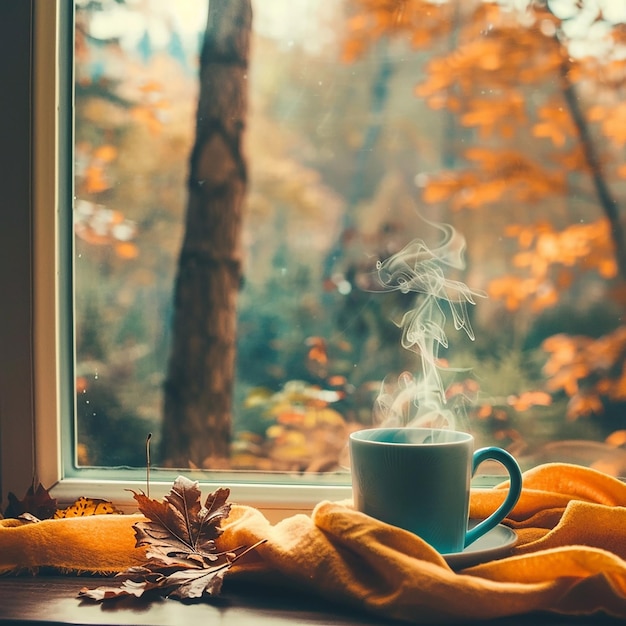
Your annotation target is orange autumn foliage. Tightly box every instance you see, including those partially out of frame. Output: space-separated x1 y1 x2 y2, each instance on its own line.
487 220 618 313
543 328 626 419
344 1 626 422
533 102 577 148
343 0 453 63
83 165 111 195
75 140 139 260
115 241 140 260
589 102 626 147
508 390 552 412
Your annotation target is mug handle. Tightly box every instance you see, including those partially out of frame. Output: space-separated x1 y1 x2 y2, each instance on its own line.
464 447 522 548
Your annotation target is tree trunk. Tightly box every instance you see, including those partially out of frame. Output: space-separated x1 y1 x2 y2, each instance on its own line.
558 58 626 279
160 0 252 468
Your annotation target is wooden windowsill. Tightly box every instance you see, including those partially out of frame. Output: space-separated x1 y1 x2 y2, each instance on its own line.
0 575 622 626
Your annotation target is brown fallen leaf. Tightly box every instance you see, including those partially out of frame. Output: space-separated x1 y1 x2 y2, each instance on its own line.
79 543 264 601
4 482 121 521
4 482 58 520
79 476 266 602
131 477 231 566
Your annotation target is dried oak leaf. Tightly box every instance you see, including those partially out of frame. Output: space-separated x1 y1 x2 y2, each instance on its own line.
79 476 265 602
4 482 58 520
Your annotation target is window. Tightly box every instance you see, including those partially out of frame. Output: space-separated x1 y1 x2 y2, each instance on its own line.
2 0 626 518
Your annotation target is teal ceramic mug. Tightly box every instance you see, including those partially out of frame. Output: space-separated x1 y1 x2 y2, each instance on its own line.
349 427 522 554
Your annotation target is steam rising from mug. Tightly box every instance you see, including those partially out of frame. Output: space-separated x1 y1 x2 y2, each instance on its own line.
373 217 486 429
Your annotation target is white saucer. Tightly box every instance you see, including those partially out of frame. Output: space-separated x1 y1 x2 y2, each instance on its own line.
443 521 517 570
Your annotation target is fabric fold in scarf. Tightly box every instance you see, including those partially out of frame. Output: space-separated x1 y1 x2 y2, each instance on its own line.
1 462 626 623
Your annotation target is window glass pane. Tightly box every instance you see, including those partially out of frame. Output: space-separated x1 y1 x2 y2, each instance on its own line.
73 0 626 479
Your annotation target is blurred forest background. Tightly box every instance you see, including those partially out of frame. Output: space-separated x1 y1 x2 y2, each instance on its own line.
73 0 626 476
